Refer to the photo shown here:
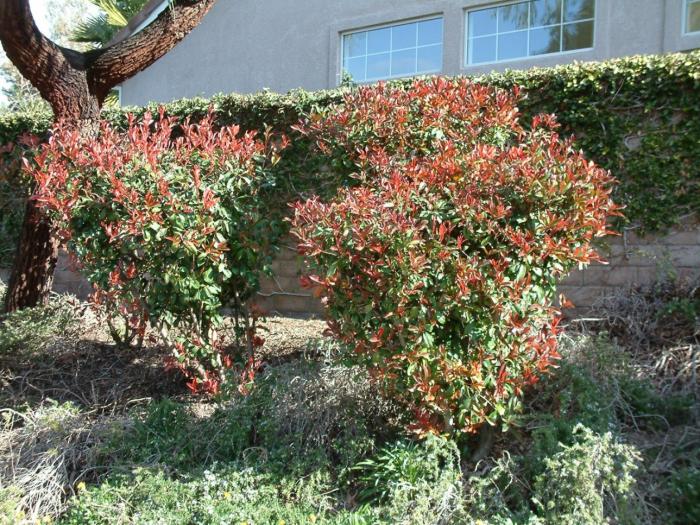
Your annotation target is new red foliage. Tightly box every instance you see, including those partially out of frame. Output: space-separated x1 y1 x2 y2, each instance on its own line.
26 109 285 393
292 78 620 435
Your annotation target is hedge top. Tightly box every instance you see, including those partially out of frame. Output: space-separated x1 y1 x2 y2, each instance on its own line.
1 51 699 232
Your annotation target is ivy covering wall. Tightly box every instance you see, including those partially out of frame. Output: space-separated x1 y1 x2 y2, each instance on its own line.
0 51 698 265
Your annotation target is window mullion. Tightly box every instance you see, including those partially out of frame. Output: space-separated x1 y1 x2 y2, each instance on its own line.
526 1 531 57
415 21 419 73
495 6 500 60
389 28 394 77
560 0 564 52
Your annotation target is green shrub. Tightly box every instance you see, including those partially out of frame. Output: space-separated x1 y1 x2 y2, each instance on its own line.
350 435 460 504
27 110 286 391
666 467 700 525
464 425 641 525
292 78 617 435
532 425 640 525
3 52 698 239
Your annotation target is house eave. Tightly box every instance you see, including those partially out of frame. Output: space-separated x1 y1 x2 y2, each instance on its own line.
107 0 171 46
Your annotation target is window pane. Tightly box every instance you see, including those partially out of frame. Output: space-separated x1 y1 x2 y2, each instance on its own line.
342 18 446 81
529 25 561 55
531 0 562 27
344 33 366 58
465 1 594 66
469 36 497 64
563 20 593 50
366 53 390 79
498 30 528 61
417 18 443 46
689 2 700 33
367 28 391 54
392 23 417 50
498 3 529 32
417 44 442 72
391 48 416 76
469 8 498 37
344 56 366 82
563 0 594 22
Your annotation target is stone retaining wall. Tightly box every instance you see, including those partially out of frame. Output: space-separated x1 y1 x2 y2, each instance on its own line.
255 218 700 316
559 217 700 312
23 217 700 317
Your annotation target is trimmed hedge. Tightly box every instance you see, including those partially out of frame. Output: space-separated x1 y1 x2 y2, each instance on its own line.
1 51 699 240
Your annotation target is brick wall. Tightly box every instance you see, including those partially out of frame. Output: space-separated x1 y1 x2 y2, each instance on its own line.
559 216 700 312
255 240 323 315
18 217 700 317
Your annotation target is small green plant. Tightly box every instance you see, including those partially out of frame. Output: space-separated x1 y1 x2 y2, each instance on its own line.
60 466 334 525
0 291 81 355
0 486 23 525
666 467 700 524
532 425 641 525
350 435 460 503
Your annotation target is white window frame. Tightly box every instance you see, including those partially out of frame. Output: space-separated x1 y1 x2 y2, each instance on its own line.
464 0 597 67
684 0 700 35
340 15 444 83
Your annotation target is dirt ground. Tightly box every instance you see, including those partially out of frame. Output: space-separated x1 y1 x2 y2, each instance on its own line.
0 314 329 413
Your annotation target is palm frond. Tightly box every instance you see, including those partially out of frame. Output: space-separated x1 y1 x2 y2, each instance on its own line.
70 0 149 47
71 14 118 45
92 0 129 27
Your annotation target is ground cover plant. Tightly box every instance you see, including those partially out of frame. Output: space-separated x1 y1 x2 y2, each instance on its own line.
0 280 696 524
292 78 619 435
23 109 287 393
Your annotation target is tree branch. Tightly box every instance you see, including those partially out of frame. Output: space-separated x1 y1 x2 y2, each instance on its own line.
88 0 216 98
0 0 86 112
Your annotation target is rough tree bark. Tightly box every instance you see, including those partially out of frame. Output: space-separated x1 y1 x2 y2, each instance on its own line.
0 0 216 311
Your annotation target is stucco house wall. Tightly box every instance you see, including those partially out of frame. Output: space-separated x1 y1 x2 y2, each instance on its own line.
120 0 700 106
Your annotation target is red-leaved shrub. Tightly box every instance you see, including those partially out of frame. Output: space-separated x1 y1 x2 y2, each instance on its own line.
26 110 286 393
292 78 619 435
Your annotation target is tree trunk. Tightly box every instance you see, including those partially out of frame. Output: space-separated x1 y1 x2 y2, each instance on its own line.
4 94 100 312
4 199 59 311
0 0 216 311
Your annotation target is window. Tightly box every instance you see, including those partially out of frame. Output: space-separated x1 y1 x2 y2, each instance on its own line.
687 0 700 33
342 17 443 83
466 0 595 65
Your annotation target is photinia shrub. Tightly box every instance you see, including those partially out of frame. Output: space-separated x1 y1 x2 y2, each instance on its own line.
27 109 287 393
292 78 620 435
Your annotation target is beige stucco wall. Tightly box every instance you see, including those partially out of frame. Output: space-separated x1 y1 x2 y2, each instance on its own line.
120 0 700 106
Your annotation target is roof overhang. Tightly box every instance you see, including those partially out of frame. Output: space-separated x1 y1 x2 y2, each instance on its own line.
108 0 170 46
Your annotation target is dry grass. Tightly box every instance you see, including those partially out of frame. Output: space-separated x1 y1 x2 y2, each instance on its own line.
0 404 125 522
259 315 327 361
0 337 186 413
1 282 697 524
0 301 332 522
582 279 699 396
248 358 399 456
566 280 700 524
